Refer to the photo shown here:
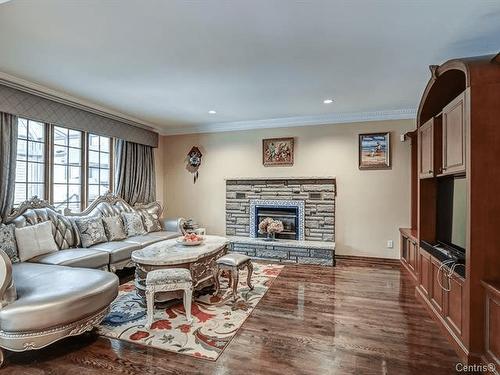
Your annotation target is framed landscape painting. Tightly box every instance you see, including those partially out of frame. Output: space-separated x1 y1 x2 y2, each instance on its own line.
358 132 391 170
263 137 294 166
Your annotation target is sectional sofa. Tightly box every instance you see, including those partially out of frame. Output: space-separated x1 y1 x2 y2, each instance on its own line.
0 193 185 366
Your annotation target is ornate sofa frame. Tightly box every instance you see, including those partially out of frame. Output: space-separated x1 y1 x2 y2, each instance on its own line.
62 192 186 272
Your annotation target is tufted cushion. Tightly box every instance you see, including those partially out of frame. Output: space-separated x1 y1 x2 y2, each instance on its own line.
10 208 77 249
146 268 192 286
216 254 251 267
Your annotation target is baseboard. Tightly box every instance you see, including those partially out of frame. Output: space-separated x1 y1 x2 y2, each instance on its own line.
335 255 400 268
400 259 419 283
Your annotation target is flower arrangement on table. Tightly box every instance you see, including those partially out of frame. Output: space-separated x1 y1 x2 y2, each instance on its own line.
258 217 284 241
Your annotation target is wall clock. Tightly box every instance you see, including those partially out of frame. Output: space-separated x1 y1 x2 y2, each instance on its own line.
187 146 202 183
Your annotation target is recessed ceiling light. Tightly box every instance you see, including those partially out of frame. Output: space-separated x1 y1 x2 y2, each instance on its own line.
323 99 334 104
208 110 217 114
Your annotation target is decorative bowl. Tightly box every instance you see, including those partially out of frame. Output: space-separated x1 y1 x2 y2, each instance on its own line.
176 237 204 246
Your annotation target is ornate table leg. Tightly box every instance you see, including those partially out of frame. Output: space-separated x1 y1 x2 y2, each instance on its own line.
184 286 193 324
0 347 4 367
212 265 221 297
231 267 239 302
246 261 254 290
145 286 155 329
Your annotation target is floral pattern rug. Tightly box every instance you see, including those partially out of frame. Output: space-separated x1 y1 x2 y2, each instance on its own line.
98 263 283 360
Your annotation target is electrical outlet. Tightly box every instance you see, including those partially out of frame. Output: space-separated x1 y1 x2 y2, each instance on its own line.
387 240 394 249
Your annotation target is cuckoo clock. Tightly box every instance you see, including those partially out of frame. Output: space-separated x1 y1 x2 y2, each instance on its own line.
187 146 202 183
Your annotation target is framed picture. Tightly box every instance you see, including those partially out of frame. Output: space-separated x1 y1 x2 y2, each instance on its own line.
358 132 391 170
263 137 294 166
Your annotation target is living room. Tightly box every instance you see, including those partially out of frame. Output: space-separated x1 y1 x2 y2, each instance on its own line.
0 1 499 374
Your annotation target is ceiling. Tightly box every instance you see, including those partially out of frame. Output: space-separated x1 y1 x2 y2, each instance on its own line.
0 0 499 135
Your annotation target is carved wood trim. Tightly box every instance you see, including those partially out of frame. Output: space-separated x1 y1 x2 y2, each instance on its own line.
5 196 56 223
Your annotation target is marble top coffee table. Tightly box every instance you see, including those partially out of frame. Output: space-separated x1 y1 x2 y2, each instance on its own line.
132 235 229 302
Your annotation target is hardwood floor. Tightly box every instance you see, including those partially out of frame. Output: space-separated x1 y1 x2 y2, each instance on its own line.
2 260 460 374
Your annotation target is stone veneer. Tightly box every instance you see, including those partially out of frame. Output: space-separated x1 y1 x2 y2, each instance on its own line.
225 177 336 242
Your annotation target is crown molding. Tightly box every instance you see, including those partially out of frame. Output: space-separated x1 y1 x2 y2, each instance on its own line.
0 71 160 132
160 108 417 136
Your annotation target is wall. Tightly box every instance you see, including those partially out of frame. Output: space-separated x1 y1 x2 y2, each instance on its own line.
158 119 414 259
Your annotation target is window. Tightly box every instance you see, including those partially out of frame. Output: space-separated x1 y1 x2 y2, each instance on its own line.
13 120 114 212
52 126 83 212
87 134 111 204
14 118 45 205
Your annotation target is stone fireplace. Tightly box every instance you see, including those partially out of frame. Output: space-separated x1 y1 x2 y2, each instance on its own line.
226 177 336 265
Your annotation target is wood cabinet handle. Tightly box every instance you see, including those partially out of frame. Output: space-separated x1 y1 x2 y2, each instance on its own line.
428 170 433 174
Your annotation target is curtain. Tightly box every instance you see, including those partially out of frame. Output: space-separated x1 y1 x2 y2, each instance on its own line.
115 139 156 205
0 112 18 222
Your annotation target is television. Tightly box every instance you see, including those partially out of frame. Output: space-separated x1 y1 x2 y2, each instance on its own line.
436 176 467 254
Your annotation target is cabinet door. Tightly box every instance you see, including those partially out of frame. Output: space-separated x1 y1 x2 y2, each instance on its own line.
419 249 431 296
442 93 466 174
408 240 417 271
419 119 434 178
444 275 465 337
400 234 409 263
430 258 445 314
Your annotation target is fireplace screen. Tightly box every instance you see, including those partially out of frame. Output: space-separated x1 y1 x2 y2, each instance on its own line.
255 206 299 240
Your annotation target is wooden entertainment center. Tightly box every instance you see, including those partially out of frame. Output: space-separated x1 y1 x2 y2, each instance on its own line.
400 54 500 366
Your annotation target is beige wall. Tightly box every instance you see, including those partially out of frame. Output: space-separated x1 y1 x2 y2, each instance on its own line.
157 119 414 259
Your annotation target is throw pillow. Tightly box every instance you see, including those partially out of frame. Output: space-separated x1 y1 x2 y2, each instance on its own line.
141 211 162 233
75 217 108 248
0 224 19 263
15 221 58 262
102 216 127 241
121 212 146 237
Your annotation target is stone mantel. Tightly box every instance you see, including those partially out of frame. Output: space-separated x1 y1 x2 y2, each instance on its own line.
228 236 335 250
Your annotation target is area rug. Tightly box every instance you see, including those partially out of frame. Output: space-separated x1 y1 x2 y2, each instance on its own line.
97 263 283 360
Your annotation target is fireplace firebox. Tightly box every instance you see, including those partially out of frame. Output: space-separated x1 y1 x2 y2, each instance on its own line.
256 206 299 240
249 199 305 240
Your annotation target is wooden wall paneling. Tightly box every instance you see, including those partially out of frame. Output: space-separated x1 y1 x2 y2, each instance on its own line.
481 281 500 367
418 178 437 243
409 131 418 229
467 82 500 356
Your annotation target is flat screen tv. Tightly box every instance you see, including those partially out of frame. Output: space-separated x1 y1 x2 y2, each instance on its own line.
436 176 467 254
